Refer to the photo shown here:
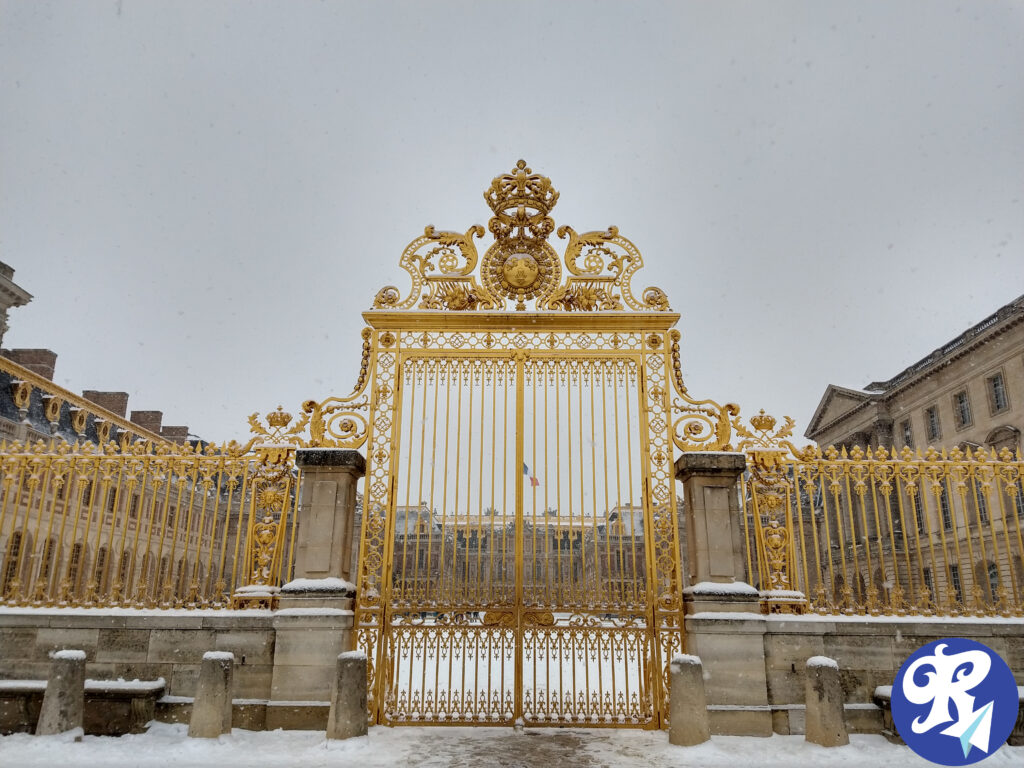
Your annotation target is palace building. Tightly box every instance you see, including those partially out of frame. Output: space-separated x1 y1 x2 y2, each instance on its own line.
0 263 243 607
805 292 1024 453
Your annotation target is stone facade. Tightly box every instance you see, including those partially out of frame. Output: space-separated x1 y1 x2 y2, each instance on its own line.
0 261 32 349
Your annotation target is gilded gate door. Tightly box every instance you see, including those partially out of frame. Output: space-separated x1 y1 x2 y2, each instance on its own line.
378 346 658 727
311 162 737 729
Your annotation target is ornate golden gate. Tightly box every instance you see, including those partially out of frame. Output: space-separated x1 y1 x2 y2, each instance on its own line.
307 162 735 728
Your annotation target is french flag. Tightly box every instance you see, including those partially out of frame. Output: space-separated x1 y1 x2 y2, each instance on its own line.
523 463 540 487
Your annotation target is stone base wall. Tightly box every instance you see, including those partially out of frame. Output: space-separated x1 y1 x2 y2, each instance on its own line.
0 610 277 701
3 609 1022 736
0 605 354 732
762 615 1024 706
686 612 1024 735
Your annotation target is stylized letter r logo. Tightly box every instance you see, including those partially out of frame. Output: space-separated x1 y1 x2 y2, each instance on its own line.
902 643 995 753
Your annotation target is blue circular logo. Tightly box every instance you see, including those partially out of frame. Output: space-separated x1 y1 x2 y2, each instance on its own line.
891 638 1018 765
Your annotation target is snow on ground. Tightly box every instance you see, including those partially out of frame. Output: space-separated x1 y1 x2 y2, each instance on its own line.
2 723 1022 768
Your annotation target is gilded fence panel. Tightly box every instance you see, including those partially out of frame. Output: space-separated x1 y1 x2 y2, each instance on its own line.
737 412 1024 618
0 407 305 610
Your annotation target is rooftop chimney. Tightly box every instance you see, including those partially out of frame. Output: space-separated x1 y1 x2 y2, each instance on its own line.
4 349 57 381
82 391 129 418
160 426 190 445
129 410 163 435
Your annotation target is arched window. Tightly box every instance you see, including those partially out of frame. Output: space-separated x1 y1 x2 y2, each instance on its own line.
139 552 155 592
38 537 59 593
158 555 170 590
988 563 1000 603
832 574 845 603
949 564 963 605
118 551 132 592
67 543 85 596
986 426 1020 454
2 532 23 595
922 567 933 596
175 558 188 594
912 489 925 532
972 479 988 523
939 488 953 530
873 567 887 600
95 546 109 593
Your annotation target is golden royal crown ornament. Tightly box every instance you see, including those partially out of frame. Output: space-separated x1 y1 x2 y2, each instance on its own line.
372 160 672 313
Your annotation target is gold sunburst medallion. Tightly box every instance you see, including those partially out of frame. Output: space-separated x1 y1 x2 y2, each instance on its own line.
481 239 561 308
502 254 539 288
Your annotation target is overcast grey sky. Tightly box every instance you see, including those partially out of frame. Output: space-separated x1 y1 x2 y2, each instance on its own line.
1 1 1022 443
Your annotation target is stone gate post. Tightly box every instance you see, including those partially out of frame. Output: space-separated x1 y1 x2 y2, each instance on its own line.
268 448 365 728
292 448 366 583
676 452 750 607
675 451 771 736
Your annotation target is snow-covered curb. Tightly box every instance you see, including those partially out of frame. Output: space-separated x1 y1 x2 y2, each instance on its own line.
234 585 281 595
51 649 86 661
684 581 759 597
765 613 1024 624
0 606 273 617
281 577 355 593
0 678 166 692
688 611 765 621
275 608 353 617
202 651 235 661
760 589 806 600
671 654 702 666
687 611 1024 624
806 655 839 669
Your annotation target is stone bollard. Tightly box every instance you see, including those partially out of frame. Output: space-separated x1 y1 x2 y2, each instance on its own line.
805 656 849 747
668 654 711 746
36 649 86 737
188 651 234 738
327 650 367 740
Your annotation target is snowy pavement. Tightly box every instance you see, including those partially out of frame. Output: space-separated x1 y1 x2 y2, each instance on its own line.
2 723 1023 767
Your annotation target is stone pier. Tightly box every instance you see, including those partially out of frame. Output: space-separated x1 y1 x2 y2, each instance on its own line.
266 448 363 727
188 651 234 738
327 650 368 740
669 654 710 746
35 649 85 736
805 656 849 747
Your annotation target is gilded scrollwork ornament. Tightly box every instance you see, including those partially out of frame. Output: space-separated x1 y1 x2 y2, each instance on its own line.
668 332 739 452
372 225 499 311
302 391 370 450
